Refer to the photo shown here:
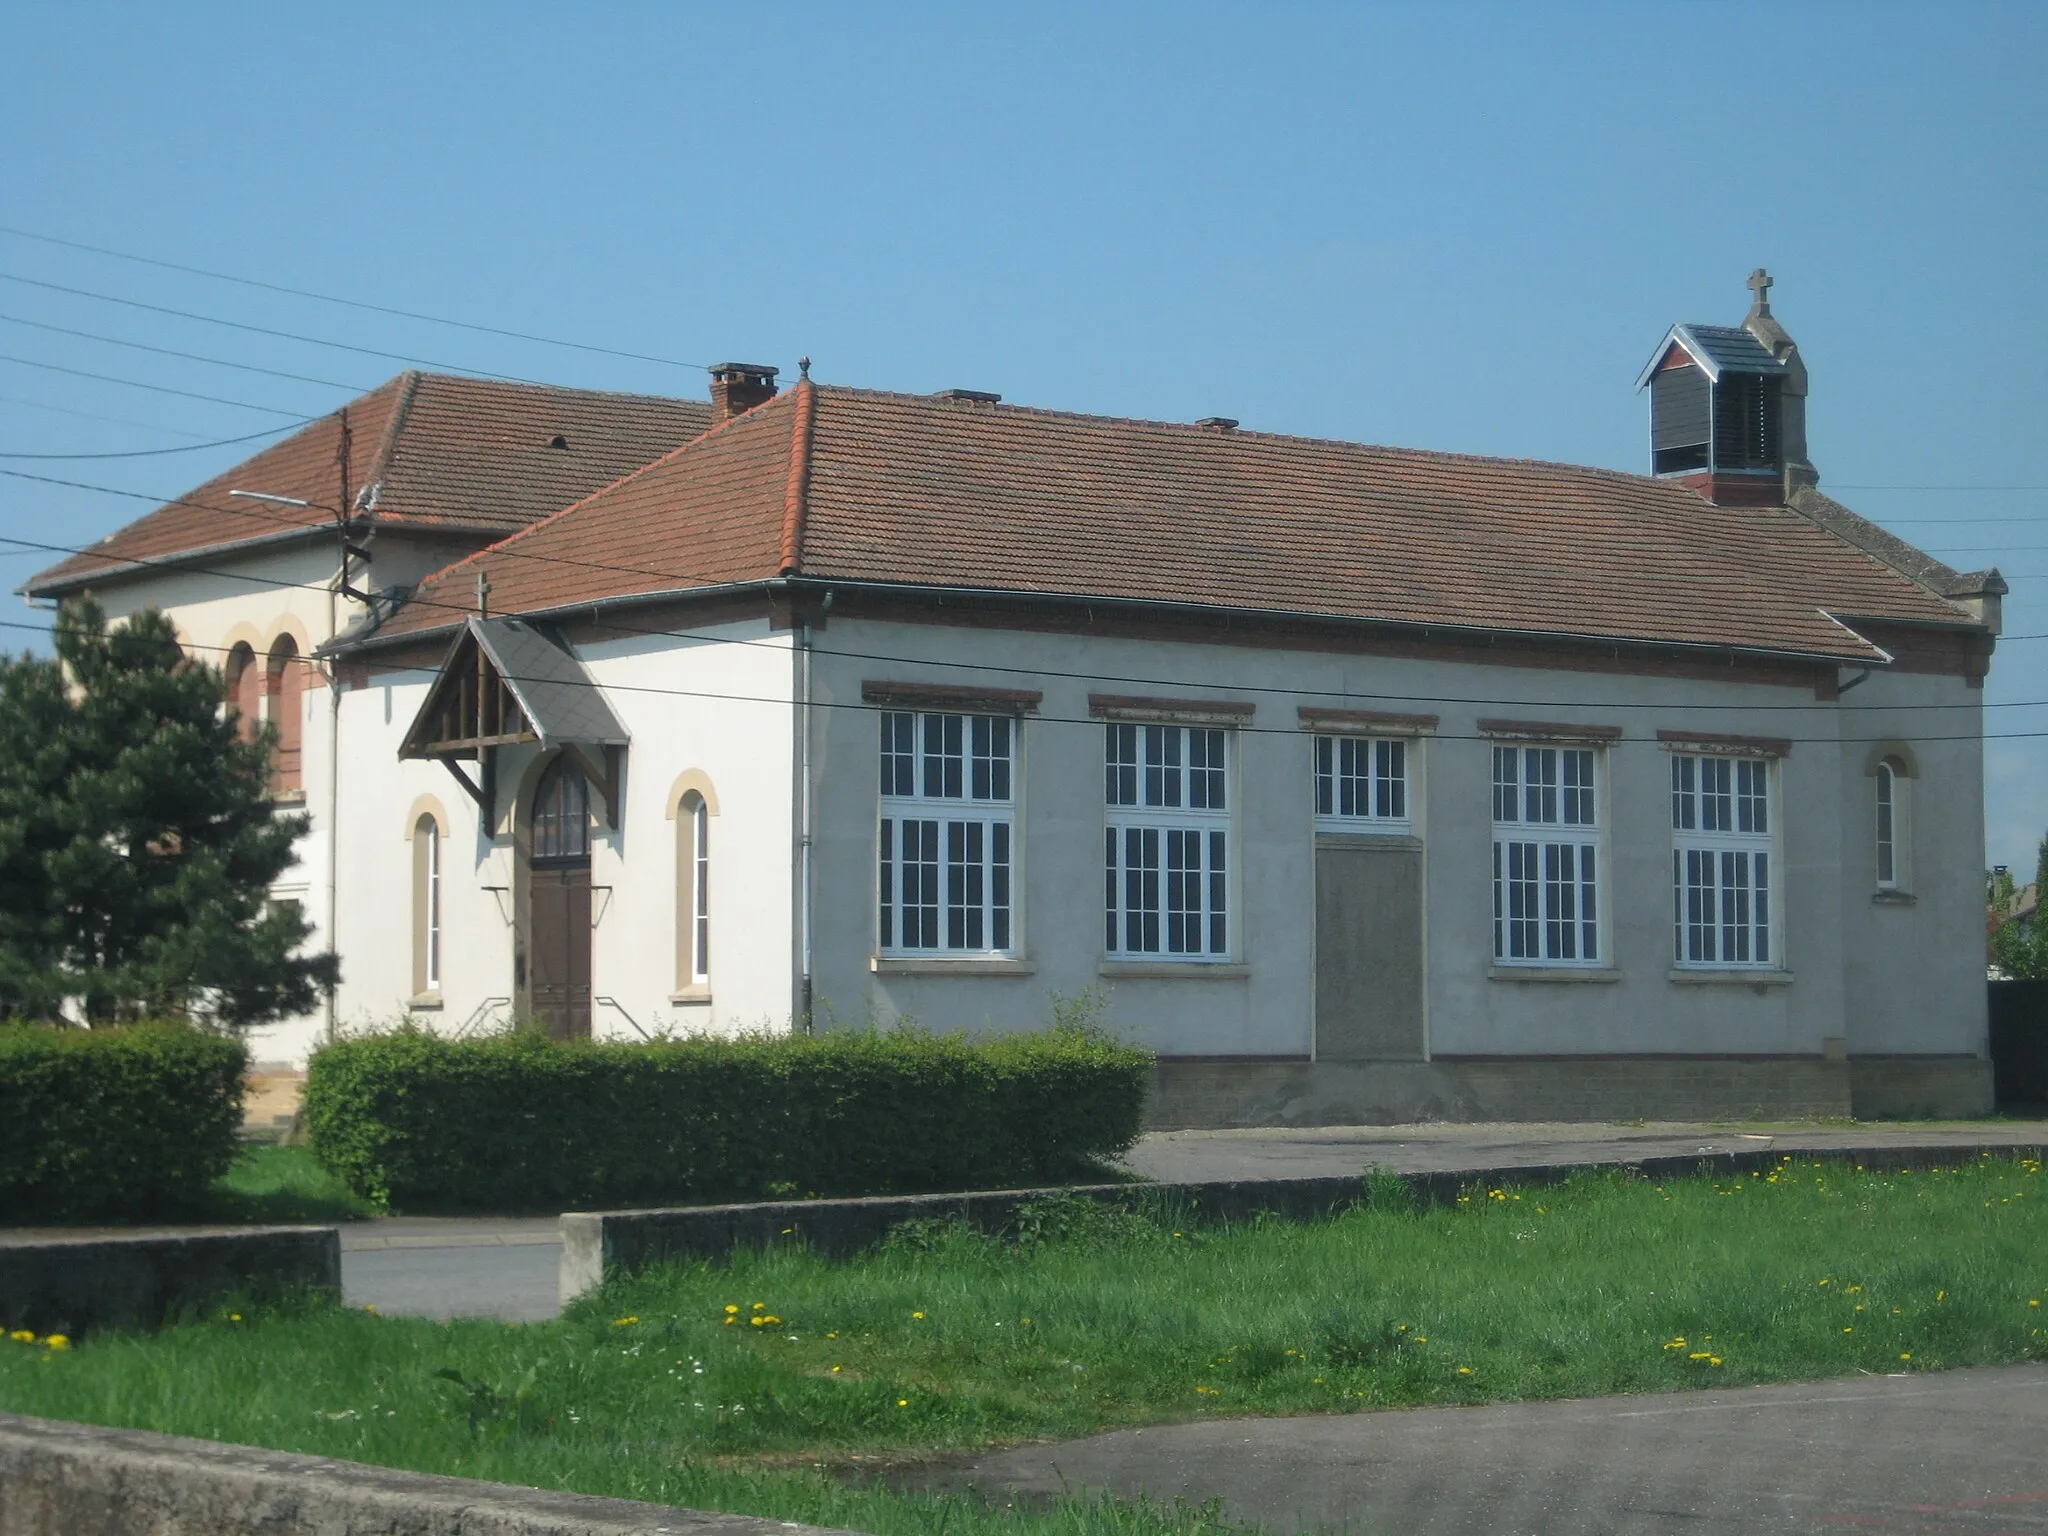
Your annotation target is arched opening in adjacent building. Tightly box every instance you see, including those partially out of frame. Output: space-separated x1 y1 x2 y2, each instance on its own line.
265 634 303 795
527 754 592 1038
225 642 261 744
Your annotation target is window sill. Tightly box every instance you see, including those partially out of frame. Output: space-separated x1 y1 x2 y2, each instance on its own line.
1487 965 1621 984
1668 968 1794 987
1871 889 1917 906
1099 961 1250 980
670 985 713 1003
870 957 1037 976
407 992 443 1011
267 790 308 808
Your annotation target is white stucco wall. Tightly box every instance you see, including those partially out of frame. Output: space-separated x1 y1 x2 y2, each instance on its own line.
319 617 797 1053
802 617 1989 1063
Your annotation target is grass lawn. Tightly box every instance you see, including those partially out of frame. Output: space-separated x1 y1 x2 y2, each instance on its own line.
3 1156 2044 1536
205 1144 381 1224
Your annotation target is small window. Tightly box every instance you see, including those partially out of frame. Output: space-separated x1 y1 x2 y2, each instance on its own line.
532 758 591 861
413 815 442 996
1314 735 1410 830
225 643 261 743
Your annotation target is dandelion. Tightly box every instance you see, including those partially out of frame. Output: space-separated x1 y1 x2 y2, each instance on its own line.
230 1314 242 1323
2031 1300 2041 1308
725 1305 740 1315
1900 1353 1912 1361
1457 1366 1473 1375
612 1316 639 1327
831 1365 841 1373
45 1335 68 1351
912 1311 925 1320
362 1305 378 1315
10 1330 34 1344
752 1303 765 1312
897 1398 909 1407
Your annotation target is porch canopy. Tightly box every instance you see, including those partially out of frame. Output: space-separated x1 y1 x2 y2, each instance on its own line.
399 616 629 824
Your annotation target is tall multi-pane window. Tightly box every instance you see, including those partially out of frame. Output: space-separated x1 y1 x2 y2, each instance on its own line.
1314 735 1410 829
1105 724 1230 958
1491 744 1601 965
1671 753 1773 967
1874 758 1908 891
676 790 711 988
878 712 1014 954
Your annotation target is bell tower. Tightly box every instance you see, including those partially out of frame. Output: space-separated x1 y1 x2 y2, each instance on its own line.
1638 270 1816 506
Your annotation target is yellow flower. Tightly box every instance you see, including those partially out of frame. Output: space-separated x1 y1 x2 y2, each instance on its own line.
752 1302 765 1312
831 1365 841 1373
913 1311 925 1320
230 1314 242 1323
45 1335 68 1351
750 1316 767 1327
1457 1366 1473 1375
612 1316 639 1327
1900 1353 1912 1361
897 1398 909 1407
1843 1327 1854 1334
723 1317 735 1326
2030 1300 2041 1308
9 1330 34 1343
725 1304 740 1315
827 1331 838 1339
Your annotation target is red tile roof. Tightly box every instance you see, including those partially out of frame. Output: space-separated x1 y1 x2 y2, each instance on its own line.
361 383 1984 662
24 373 711 595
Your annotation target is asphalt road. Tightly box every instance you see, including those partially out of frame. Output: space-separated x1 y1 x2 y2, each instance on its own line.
913 1365 2048 1535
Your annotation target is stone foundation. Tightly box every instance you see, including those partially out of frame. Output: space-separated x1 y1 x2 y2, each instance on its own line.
1147 1056 1860 1129
1849 1056 1997 1119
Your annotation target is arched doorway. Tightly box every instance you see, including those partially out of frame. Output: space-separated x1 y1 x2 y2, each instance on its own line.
527 755 592 1038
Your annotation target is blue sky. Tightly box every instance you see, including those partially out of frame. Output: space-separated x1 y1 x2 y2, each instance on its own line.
2 3 2043 867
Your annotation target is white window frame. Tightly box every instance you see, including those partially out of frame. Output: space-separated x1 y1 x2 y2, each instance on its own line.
1313 733 1413 833
877 711 1016 957
1491 743 1603 967
1104 723 1232 960
689 796 711 984
1670 752 1776 969
1874 757 1911 893
417 816 441 994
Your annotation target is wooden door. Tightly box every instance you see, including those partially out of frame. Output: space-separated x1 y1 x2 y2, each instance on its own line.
529 861 592 1039
1314 840 1426 1060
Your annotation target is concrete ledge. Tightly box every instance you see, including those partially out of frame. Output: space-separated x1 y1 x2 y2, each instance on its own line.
559 1141 2044 1304
0 1226 339 1336
0 1411 862 1536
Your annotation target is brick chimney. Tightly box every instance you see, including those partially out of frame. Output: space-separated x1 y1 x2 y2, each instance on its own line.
709 363 779 421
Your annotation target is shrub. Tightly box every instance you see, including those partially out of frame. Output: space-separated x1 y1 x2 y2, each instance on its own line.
304 1025 1152 1212
0 1022 248 1222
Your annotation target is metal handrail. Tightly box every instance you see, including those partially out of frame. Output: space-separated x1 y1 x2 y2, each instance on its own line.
453 995 512 1038
595 996 651 1040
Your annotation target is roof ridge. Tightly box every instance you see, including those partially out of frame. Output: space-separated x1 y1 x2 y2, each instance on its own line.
359 370 421 516
401 370 697 408
778 378 818 575
804 384 1689 492
389 388 798 621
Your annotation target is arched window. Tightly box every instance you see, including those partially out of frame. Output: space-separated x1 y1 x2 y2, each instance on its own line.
266 635 303 795
1875 756 1911 892
225 643 261 743
678 791 710 988
413 814 442 996
531 757 591 861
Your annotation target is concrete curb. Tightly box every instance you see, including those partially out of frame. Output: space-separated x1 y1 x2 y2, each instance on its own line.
560 1140 2046 1304
0 1226 339 1336
0 1412 863 1536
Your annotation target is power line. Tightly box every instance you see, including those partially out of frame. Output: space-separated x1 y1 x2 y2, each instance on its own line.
0 311 368 392
0 423 304 460
0 497 2038 719
0 224 713 373
0 354 316 418
0 270 585 390
0 392 220 440
1831 485 2048 493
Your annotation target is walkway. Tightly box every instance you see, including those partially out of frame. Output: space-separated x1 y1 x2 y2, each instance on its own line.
915 1364 2048 1535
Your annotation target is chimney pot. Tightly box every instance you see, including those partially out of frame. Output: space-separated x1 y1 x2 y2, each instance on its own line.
709 362 779 421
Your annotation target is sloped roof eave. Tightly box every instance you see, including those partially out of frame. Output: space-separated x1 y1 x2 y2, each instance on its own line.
20 522 335 599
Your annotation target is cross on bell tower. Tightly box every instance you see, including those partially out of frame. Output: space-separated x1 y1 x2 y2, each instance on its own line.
1747 267 1773 317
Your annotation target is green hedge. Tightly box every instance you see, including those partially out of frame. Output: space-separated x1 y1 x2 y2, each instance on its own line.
304 1026 1152 1212
0 1023 248 1222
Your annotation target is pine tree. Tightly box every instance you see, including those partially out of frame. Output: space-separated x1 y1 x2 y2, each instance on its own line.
0 599 338 1025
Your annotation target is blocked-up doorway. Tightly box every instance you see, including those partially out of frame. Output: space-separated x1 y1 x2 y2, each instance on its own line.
1314 838 1426 1060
